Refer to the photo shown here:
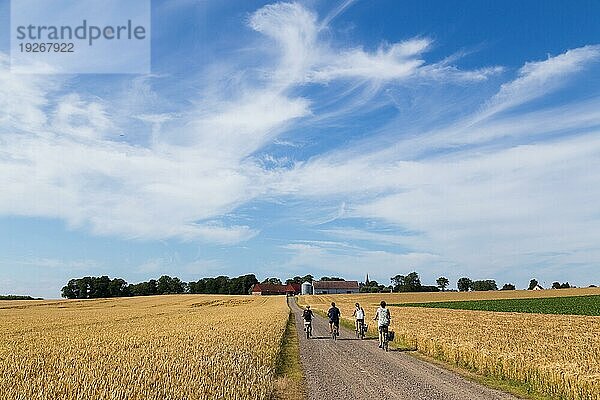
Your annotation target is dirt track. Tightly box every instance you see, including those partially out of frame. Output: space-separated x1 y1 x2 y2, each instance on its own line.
291 299 518 400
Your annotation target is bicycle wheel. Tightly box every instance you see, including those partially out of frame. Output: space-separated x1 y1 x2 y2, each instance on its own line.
383 331 389 351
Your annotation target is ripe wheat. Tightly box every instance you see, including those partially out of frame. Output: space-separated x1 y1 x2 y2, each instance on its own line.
0 295 289 400
300 289 600 400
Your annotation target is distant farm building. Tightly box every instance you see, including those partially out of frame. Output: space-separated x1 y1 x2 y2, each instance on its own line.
532 284 544 290
289 283 301 294
312 280 360 294
251 283 300 296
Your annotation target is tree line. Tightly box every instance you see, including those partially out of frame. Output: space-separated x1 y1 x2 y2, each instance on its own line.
389 272 523 293
61 274 260 299
61 274 349 299
359 272 455 293
388 273 585 293
61 272 590 298
0 295 42 300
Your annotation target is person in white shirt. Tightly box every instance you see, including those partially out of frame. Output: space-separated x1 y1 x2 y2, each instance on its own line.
374 300 391 348
352 302 365 335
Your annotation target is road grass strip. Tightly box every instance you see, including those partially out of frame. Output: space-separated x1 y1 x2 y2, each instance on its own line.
390 294 600 315
272 309 306 400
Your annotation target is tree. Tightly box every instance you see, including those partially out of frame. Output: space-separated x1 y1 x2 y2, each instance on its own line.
360 279 386 293
319 277 345 281
214 276 230 294
391 272 421 292
128 279 157 296
560 282 571 289
472 280 498 291
262 277 282 285
157 275 185 294
390 274 403 287
107 278 128 297
552 281 561 289
61 276 132 299
501 283 516 290
230 274 258 295
285 276 302 285
61 279 77 299
436 277 449 291
301 274 314 283
457 277 473 292
528 279 539 290
89 276 110 298
188 274 257 295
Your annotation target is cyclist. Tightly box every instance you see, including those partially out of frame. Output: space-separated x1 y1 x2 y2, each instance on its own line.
302 305 314 337
327 302 341 336
374 300 391 348
352 302 365 336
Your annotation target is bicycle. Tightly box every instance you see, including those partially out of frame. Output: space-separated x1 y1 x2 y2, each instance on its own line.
331 323 339 340
304 320 312 339
356 320 366 339
379 325 390 351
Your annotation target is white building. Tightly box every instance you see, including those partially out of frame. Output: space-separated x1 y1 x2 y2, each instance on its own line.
301 281 313 295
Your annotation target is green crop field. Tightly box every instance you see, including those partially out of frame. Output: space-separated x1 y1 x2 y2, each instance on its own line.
391 294 600 316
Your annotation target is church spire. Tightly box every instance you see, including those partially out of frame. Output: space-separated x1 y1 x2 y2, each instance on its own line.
365 274 370 284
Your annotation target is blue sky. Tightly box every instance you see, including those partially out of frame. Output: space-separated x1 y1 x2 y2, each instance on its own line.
1 0 599 298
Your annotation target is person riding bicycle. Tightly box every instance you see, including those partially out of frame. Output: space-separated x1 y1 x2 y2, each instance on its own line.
327 302 341 335
374 300 391 348
302 305 314 322
352 302 365 335
302 305 314 337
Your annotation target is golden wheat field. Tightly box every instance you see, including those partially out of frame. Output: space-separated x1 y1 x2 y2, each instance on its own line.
299 288 600 400
0 295 289 400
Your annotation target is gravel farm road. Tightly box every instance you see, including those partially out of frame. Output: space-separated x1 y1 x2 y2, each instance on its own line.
290 299 518 400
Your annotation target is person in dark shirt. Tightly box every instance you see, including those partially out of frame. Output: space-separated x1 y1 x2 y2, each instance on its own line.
302 305 314 322
327 302 341 335
302 305 314 337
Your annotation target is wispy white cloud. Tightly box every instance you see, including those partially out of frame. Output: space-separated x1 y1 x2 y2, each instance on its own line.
0 2 499 245
52 93 114 140
484 45 600 117
319 0 357 29
248 2 499 85
0 53 55 132
275 124 600 282
266 42 600 284
1 1 599 288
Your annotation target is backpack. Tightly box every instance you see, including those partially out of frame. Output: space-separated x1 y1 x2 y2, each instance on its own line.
379 307 390 325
